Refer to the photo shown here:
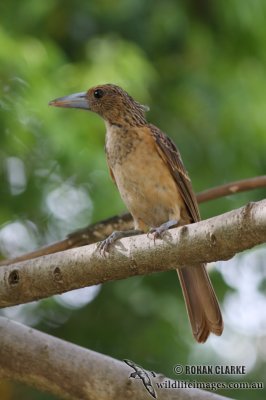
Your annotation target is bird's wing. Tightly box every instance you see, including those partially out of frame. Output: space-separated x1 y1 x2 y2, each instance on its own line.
104 142 117 186
149 124 201 222
124 359 138 372
146 385 157 399
108 164 117 186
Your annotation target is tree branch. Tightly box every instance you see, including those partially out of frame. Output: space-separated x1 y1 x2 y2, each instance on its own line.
1 175 265 266
0 316 232 400
0 200 265 308
196 175 266 202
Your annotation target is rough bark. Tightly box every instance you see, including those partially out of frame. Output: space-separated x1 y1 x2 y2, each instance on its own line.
1 175 265 267
0 317 232 400
0 200 265 308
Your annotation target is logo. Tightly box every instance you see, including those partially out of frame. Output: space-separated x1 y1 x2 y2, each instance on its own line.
124 359 157 398
123 360 263 396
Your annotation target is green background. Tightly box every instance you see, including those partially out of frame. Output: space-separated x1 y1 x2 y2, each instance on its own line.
0 1 265 399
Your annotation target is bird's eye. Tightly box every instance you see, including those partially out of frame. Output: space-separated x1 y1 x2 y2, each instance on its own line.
94 89 104 99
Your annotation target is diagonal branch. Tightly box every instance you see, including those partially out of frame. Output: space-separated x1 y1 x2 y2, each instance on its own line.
0 316 232 400
196 175 266 203
0 200 265 309
1 175 265 266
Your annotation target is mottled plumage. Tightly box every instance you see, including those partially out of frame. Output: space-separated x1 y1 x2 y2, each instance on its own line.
49 83 223 342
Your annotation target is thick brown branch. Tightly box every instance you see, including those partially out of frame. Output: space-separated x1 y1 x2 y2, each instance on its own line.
1 175 265 266
0 200 265 308
0 316 232 400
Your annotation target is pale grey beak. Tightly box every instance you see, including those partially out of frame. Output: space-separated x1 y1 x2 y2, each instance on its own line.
49 91 89 110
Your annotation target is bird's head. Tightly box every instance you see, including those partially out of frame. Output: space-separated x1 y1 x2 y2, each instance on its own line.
49 84 149 127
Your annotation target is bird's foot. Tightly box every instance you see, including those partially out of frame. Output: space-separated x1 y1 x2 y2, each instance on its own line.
148 219 178 243
97 229 143 256
97 231 120 255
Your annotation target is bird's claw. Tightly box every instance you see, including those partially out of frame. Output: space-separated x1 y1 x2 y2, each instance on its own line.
97 237 113 256
147 226 165 244
147 220 178 244
96 231 118 256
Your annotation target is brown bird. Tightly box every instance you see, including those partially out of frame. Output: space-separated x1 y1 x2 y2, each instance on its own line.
49 84 223 343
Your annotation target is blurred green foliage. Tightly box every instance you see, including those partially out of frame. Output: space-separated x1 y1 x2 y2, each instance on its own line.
0 1 266 399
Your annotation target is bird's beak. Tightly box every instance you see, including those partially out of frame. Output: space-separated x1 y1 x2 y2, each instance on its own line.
49 92 89 110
